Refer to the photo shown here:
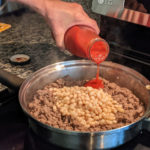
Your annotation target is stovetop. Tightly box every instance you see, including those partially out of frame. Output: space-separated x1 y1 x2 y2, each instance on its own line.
0 94 150 150
0 43 150 150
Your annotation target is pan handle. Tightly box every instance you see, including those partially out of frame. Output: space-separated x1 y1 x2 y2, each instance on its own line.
0 69 24 91
142 111 150 131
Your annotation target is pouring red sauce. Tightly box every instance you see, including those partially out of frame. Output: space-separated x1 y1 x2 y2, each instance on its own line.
84 41 109 89
64 25 109 89
84 64 104 89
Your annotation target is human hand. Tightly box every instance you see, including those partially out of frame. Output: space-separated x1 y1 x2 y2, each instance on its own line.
44 0 100 50
8 0 100 50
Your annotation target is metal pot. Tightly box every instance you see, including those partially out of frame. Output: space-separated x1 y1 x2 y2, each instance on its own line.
17 60 150 150
0 60 150 149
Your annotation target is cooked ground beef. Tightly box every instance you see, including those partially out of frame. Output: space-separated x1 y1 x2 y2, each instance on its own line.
28 76 145 132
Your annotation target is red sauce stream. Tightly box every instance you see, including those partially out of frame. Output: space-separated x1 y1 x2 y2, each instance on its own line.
84 41 109 89
84 63 104 89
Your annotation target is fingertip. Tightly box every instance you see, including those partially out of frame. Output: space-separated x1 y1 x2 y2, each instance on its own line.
92 20 100 34
96 27 100 34
55 38 66 51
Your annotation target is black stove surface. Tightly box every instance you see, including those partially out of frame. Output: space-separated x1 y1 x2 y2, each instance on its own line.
0 96 150 150
107 43 150 81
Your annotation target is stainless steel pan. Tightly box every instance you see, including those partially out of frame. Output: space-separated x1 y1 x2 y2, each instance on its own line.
0 60 150 149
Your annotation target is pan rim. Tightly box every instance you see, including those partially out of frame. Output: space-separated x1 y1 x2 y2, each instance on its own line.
19 59 150 135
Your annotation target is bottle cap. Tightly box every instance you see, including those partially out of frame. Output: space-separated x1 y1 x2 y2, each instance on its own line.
9 54 30 65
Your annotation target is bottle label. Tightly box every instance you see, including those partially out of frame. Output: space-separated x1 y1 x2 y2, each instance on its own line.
91 0 125 16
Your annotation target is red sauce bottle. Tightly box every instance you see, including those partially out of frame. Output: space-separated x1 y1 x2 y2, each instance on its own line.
64 25 110 89
64 25 109 64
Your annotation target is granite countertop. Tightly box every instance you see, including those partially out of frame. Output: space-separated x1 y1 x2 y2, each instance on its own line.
0 9 81 91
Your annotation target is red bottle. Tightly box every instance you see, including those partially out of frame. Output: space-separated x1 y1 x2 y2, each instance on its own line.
64 25 109 64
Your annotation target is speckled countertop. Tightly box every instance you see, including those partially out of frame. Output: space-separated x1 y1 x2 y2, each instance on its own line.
0 8 85 91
